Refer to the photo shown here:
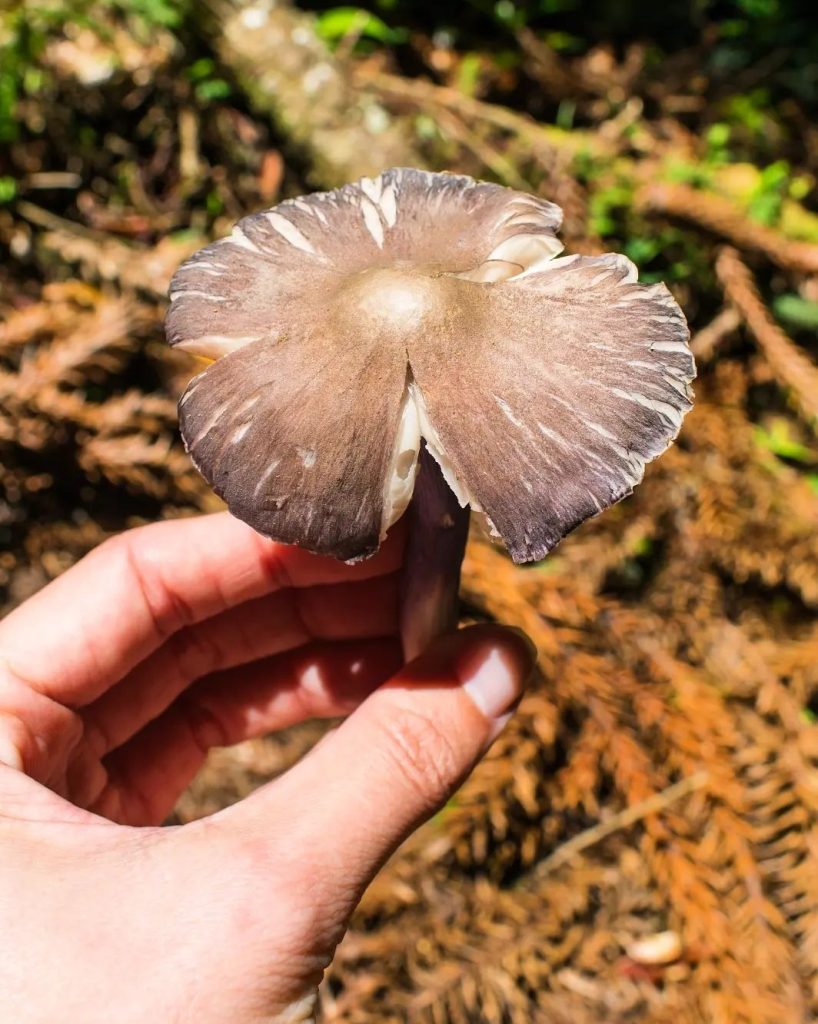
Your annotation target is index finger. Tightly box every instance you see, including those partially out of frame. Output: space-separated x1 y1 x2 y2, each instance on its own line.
0 511 405 707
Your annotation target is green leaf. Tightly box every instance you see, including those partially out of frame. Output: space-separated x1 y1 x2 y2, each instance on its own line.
753 419 813 463
544 30 583 53
664 160 713 188
431 794 459 825
588 183 632 238
113 0 184 29
773 294 818 331
719 18 749 38
631 536 654 558
623 237 661 265
758 159 791 189
456 53 482 97
706 122 731 149
414 113 439 141
0 176 17 204
748 190 783 225
206 190 223 217
534 557 564 574
493 0 518 24
723 89 770 135
746 160 791 225
555 98 575 130
315 6 407 45
186 58 216 81
737 0 780 17
195 79 231 103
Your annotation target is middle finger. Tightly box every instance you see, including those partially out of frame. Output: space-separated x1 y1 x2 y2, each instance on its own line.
80 571 400 757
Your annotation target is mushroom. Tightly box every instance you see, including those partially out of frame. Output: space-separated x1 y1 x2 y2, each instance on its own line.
166 168 694 658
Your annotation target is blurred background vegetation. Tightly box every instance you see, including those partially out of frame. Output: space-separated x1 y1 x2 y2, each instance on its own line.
4 0 818 1021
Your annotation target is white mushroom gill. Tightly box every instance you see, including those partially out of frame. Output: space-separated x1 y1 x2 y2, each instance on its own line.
174 334 261 360
381 385 421 535
380 378 484 539
409 382 482 513
452 211 565 284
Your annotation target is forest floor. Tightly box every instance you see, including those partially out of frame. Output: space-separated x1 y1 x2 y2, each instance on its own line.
3 1 818 1020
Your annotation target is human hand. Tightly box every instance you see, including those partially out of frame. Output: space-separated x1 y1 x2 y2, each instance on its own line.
0 513 535 1022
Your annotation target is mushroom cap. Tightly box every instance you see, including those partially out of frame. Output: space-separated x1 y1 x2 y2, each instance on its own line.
166 168 694 563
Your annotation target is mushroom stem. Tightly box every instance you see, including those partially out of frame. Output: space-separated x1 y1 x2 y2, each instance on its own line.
399 443 470 661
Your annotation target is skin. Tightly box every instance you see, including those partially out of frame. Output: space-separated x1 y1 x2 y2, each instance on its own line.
0 512 535 1023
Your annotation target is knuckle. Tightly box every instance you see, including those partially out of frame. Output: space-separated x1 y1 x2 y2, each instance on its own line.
81 715 113 757
98 529 196 639
179 693 230 754
166 624 226 682
0 667 84 777
377 706 461 814
92 532 147 591
91 531 129 562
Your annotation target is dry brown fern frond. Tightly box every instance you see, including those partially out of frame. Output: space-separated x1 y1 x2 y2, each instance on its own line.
0 294 135 450
689 306 741 362
625 383 818 608
17 201 201 299
15 295 134 391
716 246 818 428
459 542 792 1021
78 433 208 504
639 182 818 274
0 278 204 611
8 26 818 1021
0 282 103 353
331 857 666 1023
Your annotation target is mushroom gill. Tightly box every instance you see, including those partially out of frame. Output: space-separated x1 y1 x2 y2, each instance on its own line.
166 168 695 657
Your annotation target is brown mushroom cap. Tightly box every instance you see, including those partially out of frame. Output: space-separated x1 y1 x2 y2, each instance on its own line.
166 168 694 563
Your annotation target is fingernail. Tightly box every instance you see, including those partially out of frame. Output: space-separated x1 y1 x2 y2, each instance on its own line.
506 626 538 663
460 632 535 721
485 709 514 745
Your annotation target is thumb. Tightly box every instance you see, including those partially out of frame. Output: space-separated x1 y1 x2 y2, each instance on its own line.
230 624 536 906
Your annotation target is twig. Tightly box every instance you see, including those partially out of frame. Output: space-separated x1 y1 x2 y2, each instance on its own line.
690 306 741 362
16 203 200 298
533 770 709 878
716 246 818 427
358 69 612 159
209 0 425 187
519 28 645 102
16 199 106 240
22 172 82 190
639 182 818 275
515 27 581 99
178 107 202 190
333 8 369 64
433 108 531 190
